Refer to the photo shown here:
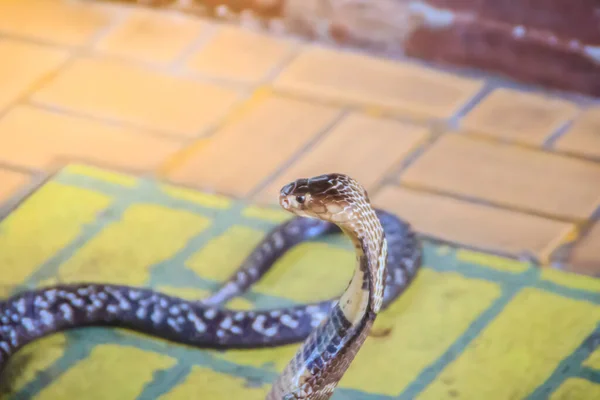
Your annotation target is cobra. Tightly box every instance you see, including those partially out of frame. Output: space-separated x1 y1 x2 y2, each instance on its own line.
0 173 421 399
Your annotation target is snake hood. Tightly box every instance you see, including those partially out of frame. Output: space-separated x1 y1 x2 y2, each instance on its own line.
279 173 387 315
268 173 390 399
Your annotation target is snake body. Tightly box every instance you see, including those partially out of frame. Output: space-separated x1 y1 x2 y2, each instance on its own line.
0 173 421 399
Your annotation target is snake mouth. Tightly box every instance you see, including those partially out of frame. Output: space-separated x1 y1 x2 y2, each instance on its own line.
280 197 291 210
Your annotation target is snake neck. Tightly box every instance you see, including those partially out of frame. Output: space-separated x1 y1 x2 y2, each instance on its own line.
267 207 387 399
338 224 385 325
339 205 388 317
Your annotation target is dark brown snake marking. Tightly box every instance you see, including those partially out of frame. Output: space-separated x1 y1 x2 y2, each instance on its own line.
0 174 421 399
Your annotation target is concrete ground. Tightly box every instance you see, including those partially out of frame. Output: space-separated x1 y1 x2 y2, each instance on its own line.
0 0 600 399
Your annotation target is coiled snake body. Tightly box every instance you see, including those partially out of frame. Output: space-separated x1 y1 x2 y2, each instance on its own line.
0 173 421 399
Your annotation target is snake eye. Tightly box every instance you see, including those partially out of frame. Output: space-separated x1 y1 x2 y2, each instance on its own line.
295 195 305 204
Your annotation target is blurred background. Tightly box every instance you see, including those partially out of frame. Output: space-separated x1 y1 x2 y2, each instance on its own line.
0 0 599 399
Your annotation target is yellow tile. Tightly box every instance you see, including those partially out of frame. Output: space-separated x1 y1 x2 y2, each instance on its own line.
32 57 241 137
0 106 183 173
0 182 111 285
241 205 291 223
159 366 269 399
550 378 600 400
0 39 68 110
186 225 265 282
0 0 113 46
338 270 500 395
456 249 530 273
35 345 176 399
461 88 578 145
96 8 207 64
58 205 210 285
3 334 67 393
64 164 138 187
273 46 484 120
218 269 501 393
160 184 232 209
186 25 295 84
584 347 600 369
555 106 600 159
374 185 574 259
256 113 429 204
0 284 12 298
400 135 600 220
541 268 600 293
418 288 600 400
166 95 342 196
253 242 354 303
224 297 255 310
0 169 30 203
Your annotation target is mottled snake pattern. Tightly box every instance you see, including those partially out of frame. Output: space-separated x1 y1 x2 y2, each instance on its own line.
0 174 421 399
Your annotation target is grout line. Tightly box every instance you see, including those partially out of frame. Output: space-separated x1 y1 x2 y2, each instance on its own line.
427 235 542 265
47 155 169 181
254 38 304 83
268 86 475 136
1 4 598 237
24 100 196 142
457 130 600 166
0 15 253 145
554 149 600 164
397 270 537 400
0 32 91 51
542 119 576 149
5 167 600 398
527 324 600 399
44 47 248 93
1 5 597 108
1 17 250 143
397 181 585 224
539 199 600 269
246 109 350 200
4 9 599 173
376 46 600 106
0 5 129 120
445 82 495 131
0 161 43 175
0 173 51 223
154 39 304 182
153 86 270 179
373 121 451 197
168 21 221 72
94 0 600 108
368 139 432 200
542 105 587 149
589 205 600 223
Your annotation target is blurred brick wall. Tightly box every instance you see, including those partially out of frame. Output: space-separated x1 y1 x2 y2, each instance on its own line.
404 1 600 96
133 0 600 97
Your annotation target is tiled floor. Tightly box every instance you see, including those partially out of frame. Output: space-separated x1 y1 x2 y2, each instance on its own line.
2 165 600 399
0 0 599 277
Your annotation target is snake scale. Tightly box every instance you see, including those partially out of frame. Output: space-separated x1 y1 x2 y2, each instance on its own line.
0 173 422 399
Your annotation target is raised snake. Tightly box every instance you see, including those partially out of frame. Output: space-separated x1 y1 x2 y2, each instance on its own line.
0 173 422 399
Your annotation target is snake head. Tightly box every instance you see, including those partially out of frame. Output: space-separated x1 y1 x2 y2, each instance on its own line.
279 173 370 224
